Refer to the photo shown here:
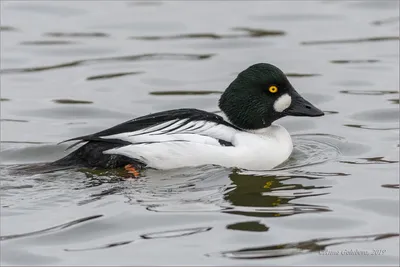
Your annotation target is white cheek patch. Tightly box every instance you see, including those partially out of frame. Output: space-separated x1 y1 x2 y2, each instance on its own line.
273 93 292 112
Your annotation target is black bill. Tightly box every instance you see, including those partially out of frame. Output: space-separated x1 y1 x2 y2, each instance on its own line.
284 91 324 117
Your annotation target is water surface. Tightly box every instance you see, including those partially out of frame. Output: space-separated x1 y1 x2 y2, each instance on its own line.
1 1 399 266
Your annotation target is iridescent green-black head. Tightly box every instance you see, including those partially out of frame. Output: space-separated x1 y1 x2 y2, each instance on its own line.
219 63 324 130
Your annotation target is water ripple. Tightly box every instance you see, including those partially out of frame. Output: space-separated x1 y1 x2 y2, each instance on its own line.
210 233 399 259
0 215 103 241
150 90 223 96
276 135 341 170
371 16 399 26
65 240 135 252
331 59 380 64
86 71 143 81
52 99 93 104
64 226 212 252
20 40 78 46
129 27 285 40
140 226 212 239
340 157 398 165
0 26 18 32
381 184 400 189
344 124 399 131
44 32 109 38
340 90 398 96
301 36 399 45
0 53 214 74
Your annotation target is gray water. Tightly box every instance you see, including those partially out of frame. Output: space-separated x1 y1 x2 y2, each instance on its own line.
1 1 399 266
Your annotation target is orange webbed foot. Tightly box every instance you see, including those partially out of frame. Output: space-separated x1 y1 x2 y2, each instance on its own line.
124 164 140 178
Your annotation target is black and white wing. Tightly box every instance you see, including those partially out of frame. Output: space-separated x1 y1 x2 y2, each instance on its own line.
60 109 242 169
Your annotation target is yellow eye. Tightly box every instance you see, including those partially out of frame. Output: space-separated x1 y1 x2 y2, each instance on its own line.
269 85 278 93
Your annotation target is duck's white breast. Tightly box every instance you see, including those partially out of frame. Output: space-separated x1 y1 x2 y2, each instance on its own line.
229 124 293 170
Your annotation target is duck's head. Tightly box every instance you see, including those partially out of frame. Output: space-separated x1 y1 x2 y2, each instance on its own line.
218 63 324 130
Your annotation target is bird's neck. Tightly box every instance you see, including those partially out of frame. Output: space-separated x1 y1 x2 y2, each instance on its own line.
219 110 273 131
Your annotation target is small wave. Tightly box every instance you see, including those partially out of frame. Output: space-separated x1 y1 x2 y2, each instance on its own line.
129 27 285 40
44 32 109 38
0 53 215 74
0 215 103 241
275 134 341 170
209 232 399 259
301 36 400 45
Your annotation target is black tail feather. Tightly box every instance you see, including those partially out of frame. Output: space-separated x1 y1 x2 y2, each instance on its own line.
53 140 145 169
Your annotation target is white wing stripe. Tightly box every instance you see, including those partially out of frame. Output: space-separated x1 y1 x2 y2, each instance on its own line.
101 119 239 152
148 119 188 135
128 119 180 136
167 120 199 134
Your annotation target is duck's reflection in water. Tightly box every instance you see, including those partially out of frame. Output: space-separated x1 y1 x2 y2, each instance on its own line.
221 170 335 218
73 163 342 219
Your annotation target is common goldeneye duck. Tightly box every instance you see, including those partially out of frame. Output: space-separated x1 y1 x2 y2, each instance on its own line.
52 63 324 175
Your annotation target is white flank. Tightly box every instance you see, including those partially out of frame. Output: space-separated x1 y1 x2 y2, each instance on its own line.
273 93 292 112
101 117 294 171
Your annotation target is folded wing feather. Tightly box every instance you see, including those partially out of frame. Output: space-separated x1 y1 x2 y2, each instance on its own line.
59 109 243 168
101 119 238 146
101 119 240 168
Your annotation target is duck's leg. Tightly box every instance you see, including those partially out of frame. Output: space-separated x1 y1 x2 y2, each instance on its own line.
124 164 141 178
